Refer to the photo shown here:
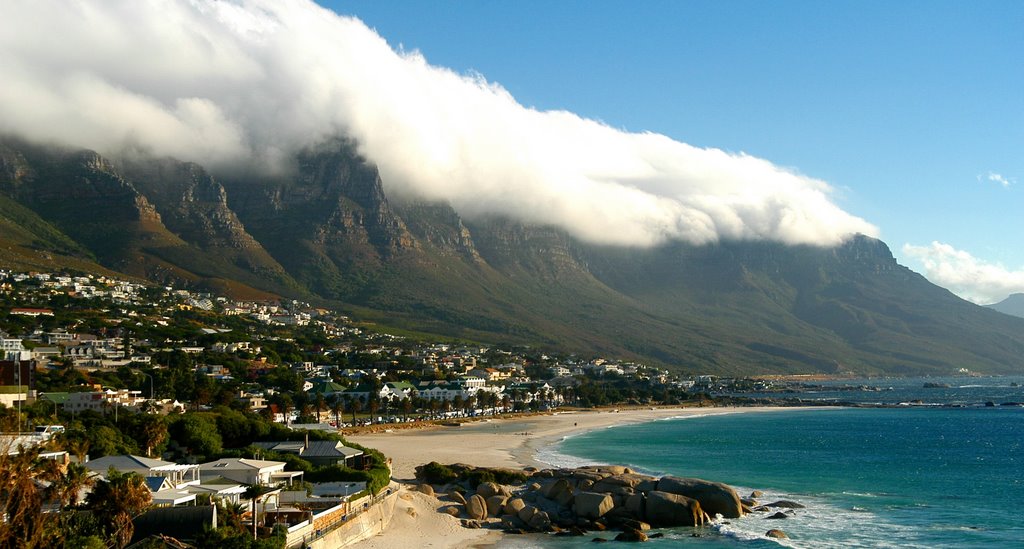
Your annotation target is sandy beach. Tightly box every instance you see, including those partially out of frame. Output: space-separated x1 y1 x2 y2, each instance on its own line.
347 406 795 547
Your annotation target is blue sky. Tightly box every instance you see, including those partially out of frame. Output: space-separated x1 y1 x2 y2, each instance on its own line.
320 0 1023 302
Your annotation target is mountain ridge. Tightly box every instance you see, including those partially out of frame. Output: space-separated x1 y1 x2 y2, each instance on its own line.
2 136 1022 375
987 293 1024 319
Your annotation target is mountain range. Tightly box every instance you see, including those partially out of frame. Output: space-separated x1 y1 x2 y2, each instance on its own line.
987 294 1024 320
2 136 1023 376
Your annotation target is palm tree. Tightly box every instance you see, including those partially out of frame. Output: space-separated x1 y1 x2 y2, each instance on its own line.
218 501 247 535
137 414 168 458
367 397 379 424
46 462 94 510
0 445 48 547
330 395 344 428
243 484 274 540
401 397 412 422
315 393 327 423
86 470 151 548
348 396 363 425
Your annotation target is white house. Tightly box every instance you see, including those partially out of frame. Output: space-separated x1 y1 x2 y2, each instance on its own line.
199 458 302 486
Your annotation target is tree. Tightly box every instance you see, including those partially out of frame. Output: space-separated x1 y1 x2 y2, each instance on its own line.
175 413 223 458
400 397 412 422
0 445 49 547
135 414 168 458
314 393 327 424
330 395 344 427
347 396 362 425
243 484 274 541
367 397 379 424
85 470 151 548
46 462 94 510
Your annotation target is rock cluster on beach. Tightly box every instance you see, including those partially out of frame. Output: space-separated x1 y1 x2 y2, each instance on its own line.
413 463 795 542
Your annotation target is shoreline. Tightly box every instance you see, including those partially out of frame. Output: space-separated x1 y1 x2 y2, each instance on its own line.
346 405 808 547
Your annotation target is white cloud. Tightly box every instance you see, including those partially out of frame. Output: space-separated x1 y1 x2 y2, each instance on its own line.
978 172 1014 188
0 0 877 248
902 242 1024 304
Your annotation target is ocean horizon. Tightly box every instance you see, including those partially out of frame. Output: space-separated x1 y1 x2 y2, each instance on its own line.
498 376 1024 548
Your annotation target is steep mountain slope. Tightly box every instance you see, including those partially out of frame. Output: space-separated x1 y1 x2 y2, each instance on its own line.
119 157 303 297
987 294 1024 319
2 136 1022 375
0 138 279 299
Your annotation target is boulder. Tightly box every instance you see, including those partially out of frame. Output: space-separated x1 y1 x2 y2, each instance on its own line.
555 487 576 508
501 516 527 530
486 494 508 516
765 512 788 520
656 477 743 518
591 473 655 492
503 497 527 516
636 479 659 493
574 492 615 520
442 505 461 517
578 479 595 491
644 491 707 527
461 519 481 529
766 529 788 539
528 510 553 531
448 490 467 505
618 519 651 531
544 478 573 501
625 493 645 518
749 490 764 498
614 529 649 542
602 507 636 526
466 494 488 520
765 500 805 509
518 504 539 524
477 482 503 499
414 484 435 497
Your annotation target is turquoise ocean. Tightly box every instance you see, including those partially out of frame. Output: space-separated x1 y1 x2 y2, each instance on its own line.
497 376 1024 548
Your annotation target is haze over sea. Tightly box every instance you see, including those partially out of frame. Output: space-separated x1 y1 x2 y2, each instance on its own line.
502 376 1024 548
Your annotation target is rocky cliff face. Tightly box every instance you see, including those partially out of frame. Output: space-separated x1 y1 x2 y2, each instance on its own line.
2 135 1023 375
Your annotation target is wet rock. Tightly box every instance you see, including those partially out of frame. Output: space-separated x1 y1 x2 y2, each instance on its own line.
765 500 805 509
614 528 649 542
765 512 788 520
766 529 789 539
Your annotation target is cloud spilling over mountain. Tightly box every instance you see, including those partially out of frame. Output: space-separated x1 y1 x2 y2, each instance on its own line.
903 242 1024 304
0 0 877 247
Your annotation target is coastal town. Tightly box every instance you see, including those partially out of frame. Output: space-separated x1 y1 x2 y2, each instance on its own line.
2 268 805 548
